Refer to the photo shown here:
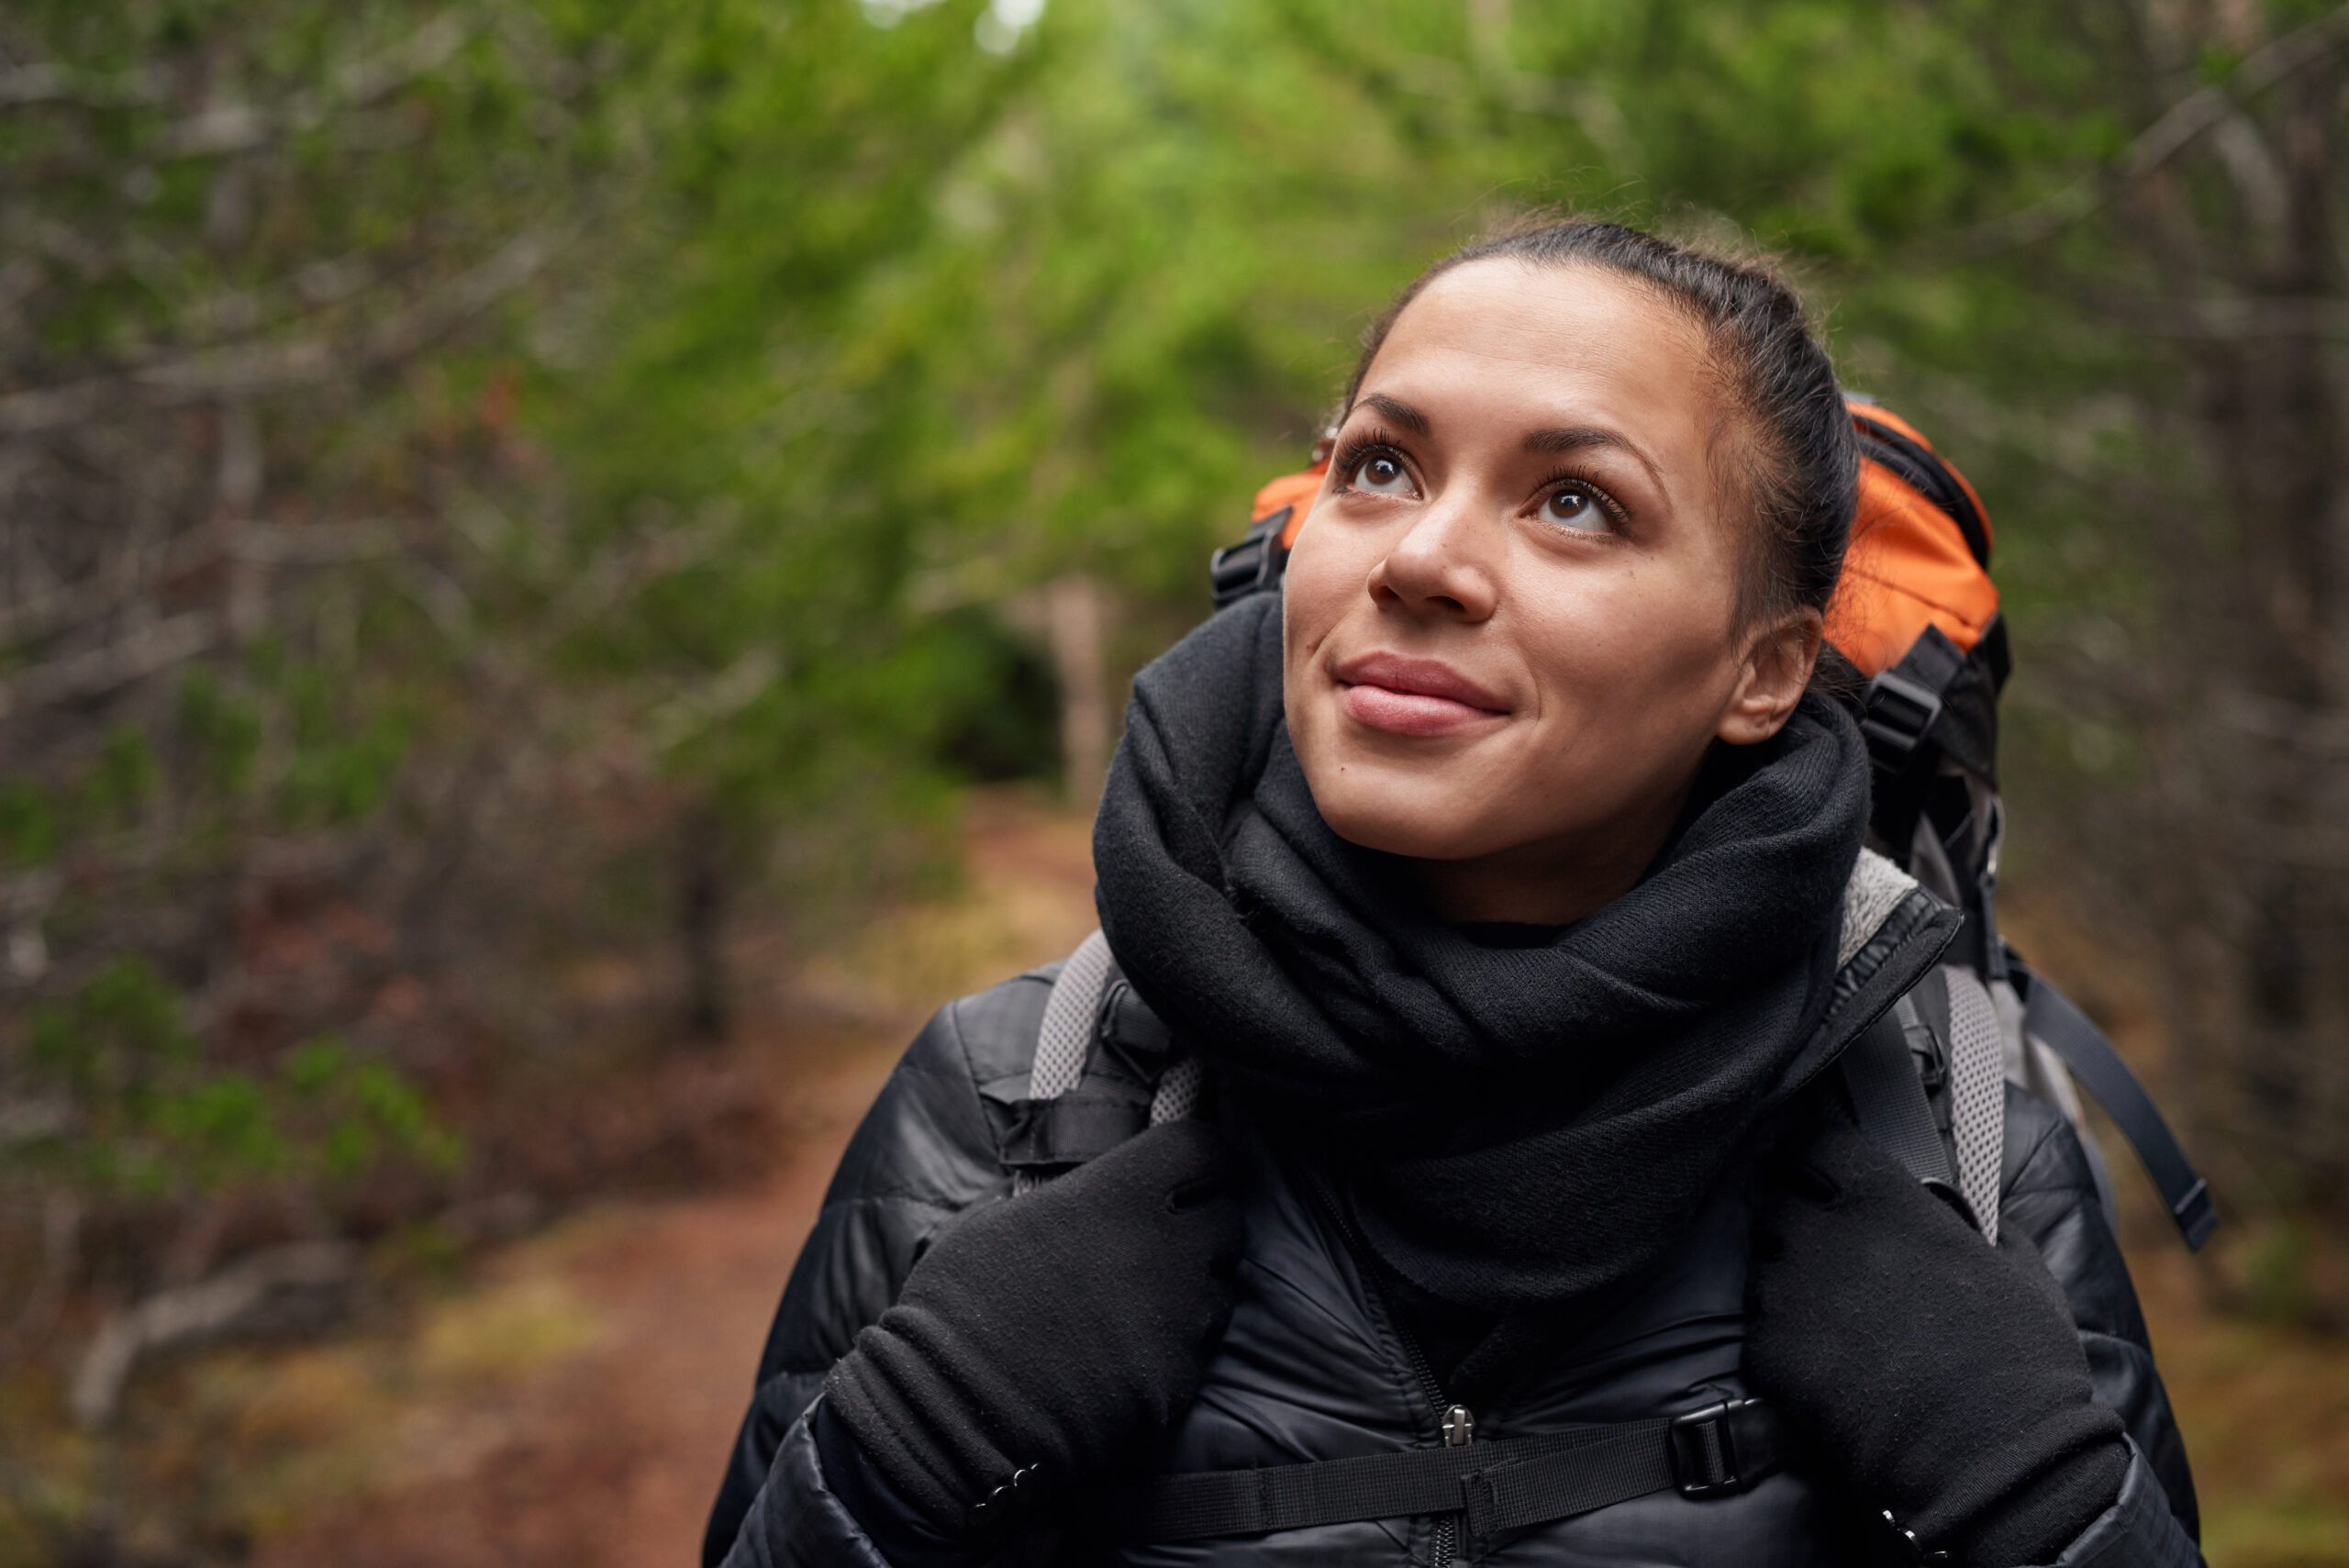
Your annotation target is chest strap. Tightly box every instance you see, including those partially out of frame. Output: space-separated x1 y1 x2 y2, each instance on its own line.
1089 1398 1785 1546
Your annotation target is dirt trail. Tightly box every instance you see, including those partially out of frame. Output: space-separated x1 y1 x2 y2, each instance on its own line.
247 797 1098 1568
250 1094 875 1568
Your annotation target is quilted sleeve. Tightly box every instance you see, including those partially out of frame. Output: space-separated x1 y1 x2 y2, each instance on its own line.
700 972 1051 1565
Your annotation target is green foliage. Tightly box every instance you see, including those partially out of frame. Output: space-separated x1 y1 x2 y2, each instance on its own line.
0 781 57 867
177 671 263 797
6 0 2330 1306
12 960 458 1202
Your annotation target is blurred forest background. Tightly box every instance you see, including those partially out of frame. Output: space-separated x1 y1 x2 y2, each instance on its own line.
6 0 2349 1563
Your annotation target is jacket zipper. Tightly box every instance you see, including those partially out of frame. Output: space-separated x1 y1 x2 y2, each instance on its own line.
1399 1325 1462 1568
1299 1163 1468 1568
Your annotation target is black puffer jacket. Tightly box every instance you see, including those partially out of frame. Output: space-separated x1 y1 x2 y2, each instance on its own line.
705 873 2200 1568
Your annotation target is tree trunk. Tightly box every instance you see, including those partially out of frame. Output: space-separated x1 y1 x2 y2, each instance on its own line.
2190 62 2349 1197
680 805 730 1043
1046 573 1110 809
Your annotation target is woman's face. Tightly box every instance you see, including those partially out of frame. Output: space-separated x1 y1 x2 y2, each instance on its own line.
1282 259 1817 925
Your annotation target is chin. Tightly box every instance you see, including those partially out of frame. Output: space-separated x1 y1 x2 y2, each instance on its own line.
1307 766 1498 862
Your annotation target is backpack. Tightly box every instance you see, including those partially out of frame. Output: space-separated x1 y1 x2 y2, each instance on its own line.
1027 398 2213 1254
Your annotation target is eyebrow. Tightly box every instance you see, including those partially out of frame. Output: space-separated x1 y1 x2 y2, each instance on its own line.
1355 393 1431 436
1523 425 1666 490
1353 395 1670 495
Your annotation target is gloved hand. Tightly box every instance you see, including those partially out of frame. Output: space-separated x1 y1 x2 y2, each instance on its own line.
823 1119 1245 1540
1745 1112 2132 1567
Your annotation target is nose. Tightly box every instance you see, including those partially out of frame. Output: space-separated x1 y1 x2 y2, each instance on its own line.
1369 494 1499 621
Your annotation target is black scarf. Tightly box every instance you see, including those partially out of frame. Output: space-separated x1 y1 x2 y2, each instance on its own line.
1094 593 1870 1328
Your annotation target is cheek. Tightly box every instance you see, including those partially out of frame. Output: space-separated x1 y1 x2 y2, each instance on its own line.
1279 515 1361 682
1519 569 1740 745
1282 514 1357 629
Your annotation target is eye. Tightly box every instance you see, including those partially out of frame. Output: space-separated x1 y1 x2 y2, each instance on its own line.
1353 453 1413 495
1540 484 1611 532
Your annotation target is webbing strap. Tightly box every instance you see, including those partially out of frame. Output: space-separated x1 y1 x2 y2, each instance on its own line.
1842 999 1958 1194
2018 970 2217 1251
1100 1402 1782 1545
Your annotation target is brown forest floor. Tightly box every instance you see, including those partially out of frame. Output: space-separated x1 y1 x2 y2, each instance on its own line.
124 796 2349 1567
228 795 1102 1568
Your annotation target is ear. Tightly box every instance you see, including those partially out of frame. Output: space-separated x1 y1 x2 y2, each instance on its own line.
1717 608 1823 746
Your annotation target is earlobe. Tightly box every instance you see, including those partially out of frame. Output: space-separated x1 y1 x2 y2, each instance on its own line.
1716 612 1823 747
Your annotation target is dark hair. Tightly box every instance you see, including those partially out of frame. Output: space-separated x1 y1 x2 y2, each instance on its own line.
1344 219 1855 632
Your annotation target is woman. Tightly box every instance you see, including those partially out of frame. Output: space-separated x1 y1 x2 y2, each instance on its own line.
705 221 2200 1568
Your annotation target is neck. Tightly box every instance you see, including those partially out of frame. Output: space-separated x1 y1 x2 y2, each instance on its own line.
1412 774 1698 927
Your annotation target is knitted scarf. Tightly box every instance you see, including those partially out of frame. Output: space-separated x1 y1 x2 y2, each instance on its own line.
1094 593 1870 1325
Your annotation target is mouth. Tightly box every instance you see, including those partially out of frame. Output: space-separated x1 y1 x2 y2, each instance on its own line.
1331 651 1509 738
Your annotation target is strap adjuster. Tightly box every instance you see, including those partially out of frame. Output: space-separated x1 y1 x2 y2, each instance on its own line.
2171 1177 2216 1248
1860 667 1944 774
1208 506 1294 607
1666 1399 1776 1499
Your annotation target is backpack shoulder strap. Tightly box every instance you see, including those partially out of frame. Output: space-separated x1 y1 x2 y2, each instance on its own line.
2009 961 2217 1251
1842 973 2007 1242
1029 929 1115 1101
1010 932 1202 1193
1842 999 1959 1195
1939 965 2009 1244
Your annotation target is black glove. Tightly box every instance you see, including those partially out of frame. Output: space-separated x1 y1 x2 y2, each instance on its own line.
1745 1113 2132 1567
823 1119 1244 1540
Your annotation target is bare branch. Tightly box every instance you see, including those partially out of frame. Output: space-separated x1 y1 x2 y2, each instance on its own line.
0 62 166 110
69 1242 356 1429
0 518 409 654
2214 690 2349 752
2134 295 2349 337
232 519 409 564
159 8 474 157
2208 112 2289 241
2 9 477 164
648 649 782 752
0 1099 72 1148
0 611 215 717
0 230 554 434
336 7 475 106
1971 4 2349 252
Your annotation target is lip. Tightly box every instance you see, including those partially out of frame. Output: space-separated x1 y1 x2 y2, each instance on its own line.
1331 651 1509 738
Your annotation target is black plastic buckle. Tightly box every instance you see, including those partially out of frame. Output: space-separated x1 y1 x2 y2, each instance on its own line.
1208 506 1294 608
1860 668 1944 776
2173 1177 2217 1251
1667 1399 1776 1499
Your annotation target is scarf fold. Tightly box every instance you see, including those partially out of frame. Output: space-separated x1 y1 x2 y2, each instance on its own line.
1095 594 1872 1318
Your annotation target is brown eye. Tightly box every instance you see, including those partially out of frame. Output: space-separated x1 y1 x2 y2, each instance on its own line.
1542 486 1608 532
1353 454 1411 495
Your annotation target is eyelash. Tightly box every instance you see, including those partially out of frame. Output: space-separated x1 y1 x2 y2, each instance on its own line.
1531 467 1629 530
1331 431 1630 531
1330 429 1409 494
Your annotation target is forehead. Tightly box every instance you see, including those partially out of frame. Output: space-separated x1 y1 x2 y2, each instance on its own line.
1364 259 1720 456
